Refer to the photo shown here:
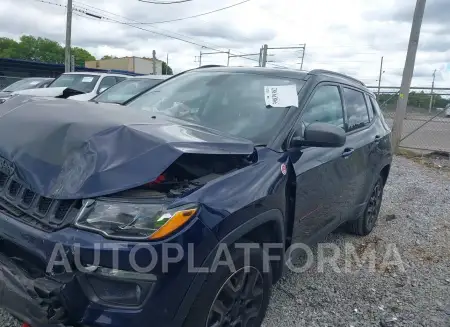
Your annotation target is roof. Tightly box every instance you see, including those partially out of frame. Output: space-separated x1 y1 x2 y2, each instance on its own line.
135 74 169 80
193 66 308 80
20 77 54 81
61 72 129 77
193 66 368 91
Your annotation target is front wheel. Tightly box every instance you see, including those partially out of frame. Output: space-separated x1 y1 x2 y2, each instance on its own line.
347 176 384 236
183 241 272 327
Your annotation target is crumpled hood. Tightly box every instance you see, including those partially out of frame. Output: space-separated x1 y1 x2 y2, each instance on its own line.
0 96 254 199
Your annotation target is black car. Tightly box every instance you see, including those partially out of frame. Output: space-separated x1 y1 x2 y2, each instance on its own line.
0 67 392 327
0 77 54 99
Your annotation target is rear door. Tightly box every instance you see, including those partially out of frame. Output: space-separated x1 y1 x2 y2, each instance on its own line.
340 86 376 221
290 83 350 243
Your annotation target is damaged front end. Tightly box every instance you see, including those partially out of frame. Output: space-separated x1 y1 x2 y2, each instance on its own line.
0 97 258 326
0 251 69 327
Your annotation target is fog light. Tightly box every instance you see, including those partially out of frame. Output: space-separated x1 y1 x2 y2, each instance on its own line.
86 274 152 306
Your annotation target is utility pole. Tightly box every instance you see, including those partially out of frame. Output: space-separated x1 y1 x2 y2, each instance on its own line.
166 53 169 75
258 47 263 67
152 50 156 74
300 44 306 70
261 44 268 67
64 0 73 73
391 0 426 152
428 69 436 113
199 50 202 67
227 50 230 66
377 56 384 100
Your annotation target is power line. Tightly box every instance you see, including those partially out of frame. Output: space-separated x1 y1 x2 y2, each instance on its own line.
129 0 252 25
139 0 193 3
30 0 284 67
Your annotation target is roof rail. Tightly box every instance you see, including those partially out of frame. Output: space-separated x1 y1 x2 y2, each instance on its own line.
196 65 224 69
309 69 365 86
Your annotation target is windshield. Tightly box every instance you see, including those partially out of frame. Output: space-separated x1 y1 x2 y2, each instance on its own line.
94 78 164 104
49 74 99 93
127 71 305 144
3 78 47 92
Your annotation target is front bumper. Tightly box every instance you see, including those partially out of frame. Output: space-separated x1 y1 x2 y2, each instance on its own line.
0 210 219 327
0 252 67 327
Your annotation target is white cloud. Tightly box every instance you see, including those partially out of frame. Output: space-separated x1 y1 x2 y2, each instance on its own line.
1 0 449 87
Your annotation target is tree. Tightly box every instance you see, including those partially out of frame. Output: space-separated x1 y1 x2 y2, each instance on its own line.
162 61 173 75
72 47 95 66
0 35 96 66
0 38 20 58
101 55 118 60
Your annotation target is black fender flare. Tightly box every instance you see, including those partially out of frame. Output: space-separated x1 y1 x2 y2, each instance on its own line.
172 209 285 326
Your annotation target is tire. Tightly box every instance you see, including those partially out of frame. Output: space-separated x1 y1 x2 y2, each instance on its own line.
347 176 384 236
183 240 272 327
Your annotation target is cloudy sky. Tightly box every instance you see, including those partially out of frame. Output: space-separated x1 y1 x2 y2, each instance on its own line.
1 0 450 88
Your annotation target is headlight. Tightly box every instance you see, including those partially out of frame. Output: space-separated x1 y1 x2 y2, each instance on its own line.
75 200 198 240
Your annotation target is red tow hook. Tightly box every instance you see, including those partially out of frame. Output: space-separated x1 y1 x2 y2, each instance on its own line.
22 323 31 327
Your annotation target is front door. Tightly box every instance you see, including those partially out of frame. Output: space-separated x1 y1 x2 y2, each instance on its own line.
289 83 354 244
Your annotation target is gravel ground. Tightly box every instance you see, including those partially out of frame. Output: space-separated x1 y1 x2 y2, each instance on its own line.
1 156 449 327
264 156 450 327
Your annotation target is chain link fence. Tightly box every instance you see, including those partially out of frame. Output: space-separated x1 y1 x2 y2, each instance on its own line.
0 76 23 90
369 87 450 153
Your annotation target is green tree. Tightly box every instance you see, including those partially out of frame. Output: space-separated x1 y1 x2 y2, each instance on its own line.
0 37 20 58
72 47 95 66
0 35 96 66
16 35 64 63
101 55 118 60
162 61 173 75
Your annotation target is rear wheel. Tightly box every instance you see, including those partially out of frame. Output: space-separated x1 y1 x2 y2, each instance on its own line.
183 241 272 327
347 176 384 236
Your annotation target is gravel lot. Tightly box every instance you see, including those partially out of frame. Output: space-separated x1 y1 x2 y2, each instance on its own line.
1 156 449 327
264 156 450 327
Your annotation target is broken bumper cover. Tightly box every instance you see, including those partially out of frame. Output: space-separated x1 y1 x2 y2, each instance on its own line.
0 253 67 327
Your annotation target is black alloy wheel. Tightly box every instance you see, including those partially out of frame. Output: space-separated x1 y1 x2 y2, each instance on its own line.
207 267 264 327
365 179 383 231
347 176 384 236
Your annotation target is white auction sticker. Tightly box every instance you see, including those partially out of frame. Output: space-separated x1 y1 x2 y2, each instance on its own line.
264 84 298 108
29 81 40 85
82 77 94 83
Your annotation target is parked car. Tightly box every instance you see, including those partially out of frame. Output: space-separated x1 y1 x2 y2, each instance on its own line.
446 107 450 117
0 77 54 100
0 67 392 327
91 74 168 105
12 72 128 101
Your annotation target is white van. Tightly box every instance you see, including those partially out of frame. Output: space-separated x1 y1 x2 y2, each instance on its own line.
12 72 129 101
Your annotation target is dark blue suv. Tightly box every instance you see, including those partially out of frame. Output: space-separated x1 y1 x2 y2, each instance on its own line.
0 67 392 327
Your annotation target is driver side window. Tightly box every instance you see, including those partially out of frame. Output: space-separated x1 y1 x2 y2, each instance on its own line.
301 85 345 129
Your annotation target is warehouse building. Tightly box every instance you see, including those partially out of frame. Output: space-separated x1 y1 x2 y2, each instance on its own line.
85 57 163 75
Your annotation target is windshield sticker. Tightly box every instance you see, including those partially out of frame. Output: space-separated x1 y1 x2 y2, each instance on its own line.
82 77 94 83
29 81 40 85
264 85 298 108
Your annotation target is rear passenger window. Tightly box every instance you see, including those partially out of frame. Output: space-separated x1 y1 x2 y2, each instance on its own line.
301 85 344 129
343 88 370 132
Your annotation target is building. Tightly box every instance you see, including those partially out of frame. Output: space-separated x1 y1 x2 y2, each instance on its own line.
85 57 163 75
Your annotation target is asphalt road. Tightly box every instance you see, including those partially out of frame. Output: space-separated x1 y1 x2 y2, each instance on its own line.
385 116 450 152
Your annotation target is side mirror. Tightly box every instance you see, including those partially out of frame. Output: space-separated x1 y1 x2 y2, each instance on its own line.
290 122 346 148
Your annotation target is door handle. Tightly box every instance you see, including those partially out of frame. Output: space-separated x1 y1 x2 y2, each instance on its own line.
342 148 354 158
374 135 381 143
